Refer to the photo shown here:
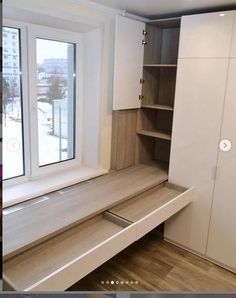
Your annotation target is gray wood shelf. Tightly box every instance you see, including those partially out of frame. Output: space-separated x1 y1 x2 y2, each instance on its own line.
143 64 177 68
141 104 174 111
137 129 171 141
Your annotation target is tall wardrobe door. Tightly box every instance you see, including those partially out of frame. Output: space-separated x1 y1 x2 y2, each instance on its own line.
230 12 236 57
178 11 234 58
206 59 236 271
165 58 229 254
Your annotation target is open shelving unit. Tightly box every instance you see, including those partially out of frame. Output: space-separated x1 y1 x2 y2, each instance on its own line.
136 17 181 166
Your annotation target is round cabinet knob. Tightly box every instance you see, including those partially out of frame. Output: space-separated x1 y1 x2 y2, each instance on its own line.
219 139 232 152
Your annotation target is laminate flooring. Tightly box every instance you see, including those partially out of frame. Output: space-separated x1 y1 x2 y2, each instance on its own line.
68 231 236 292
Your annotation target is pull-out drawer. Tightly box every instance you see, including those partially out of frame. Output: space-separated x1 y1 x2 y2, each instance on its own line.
4 214 136 291
109 182 195 239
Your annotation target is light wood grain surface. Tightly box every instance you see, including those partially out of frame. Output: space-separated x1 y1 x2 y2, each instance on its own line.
111 110 137 170
143 64 177 67
142 68 177 106
69 232 236 291
137 129 171 140
3 163 167 259
142 104 174 111
109 183 181 222
4 215 123 291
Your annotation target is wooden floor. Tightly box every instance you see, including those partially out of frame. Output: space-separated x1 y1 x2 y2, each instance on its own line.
68 231 236 292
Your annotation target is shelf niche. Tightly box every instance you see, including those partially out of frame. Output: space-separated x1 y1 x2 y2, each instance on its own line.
143 18 181 65
136 17 180 167
142 67 177 107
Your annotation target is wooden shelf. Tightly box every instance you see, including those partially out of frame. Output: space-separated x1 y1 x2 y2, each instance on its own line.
141 104 174 111
143 64 177 68
137 129 171 141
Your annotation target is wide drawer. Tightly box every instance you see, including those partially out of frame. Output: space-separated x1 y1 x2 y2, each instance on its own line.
109 182 195 239
4 214 136 291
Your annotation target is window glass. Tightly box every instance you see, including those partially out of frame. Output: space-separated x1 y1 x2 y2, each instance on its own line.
2 27 24 180
36 38 76 166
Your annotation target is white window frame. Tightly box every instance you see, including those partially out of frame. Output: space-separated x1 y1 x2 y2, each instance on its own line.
3 19 84 185
28 24 83 178
3 19 31 185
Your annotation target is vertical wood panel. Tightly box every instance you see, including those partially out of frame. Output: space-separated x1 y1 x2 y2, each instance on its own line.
143 24 162 64
111 110 137 170
161 28 180 64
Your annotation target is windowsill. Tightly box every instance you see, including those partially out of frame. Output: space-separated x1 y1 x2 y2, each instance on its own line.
3 167 108 208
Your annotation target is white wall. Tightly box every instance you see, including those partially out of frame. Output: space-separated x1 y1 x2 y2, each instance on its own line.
4 0 118 170
83 28 102 168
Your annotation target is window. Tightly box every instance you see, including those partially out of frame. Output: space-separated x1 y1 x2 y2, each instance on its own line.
2 23 80 184
2 27 24 180
36 39 76 166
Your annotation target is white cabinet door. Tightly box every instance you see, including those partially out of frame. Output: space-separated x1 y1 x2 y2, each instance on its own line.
206 59 236 271
179 11 234 58
230 12 236 57
113 15 145 110
165 58 229 254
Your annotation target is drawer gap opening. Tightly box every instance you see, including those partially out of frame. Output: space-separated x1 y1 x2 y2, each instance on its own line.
103 210 134 228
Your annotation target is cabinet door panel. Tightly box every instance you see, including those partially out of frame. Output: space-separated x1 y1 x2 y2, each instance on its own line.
165 58 228 254
230 12 236 57
206 59 236 271
179 11 234 58
113 15 145 110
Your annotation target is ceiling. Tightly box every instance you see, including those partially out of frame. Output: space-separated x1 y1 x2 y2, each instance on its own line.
4 6 96 33
88 0 236 18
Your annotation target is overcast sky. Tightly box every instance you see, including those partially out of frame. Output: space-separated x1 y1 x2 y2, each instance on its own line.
36 38 72 64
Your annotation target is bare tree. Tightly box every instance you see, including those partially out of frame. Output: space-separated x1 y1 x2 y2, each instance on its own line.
3 77 10 126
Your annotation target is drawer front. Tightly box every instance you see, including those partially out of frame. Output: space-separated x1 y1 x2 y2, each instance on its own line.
25 223 136 291
136 187 195 240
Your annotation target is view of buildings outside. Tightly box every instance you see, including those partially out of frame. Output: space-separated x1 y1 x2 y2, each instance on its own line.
2 27 24 179
36 38 75 167
2 27 76 179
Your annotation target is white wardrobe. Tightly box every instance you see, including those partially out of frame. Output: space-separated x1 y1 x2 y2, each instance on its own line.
165 10 236 272
112 10 236 272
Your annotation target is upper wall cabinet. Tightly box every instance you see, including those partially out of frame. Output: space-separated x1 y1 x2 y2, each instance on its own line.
231 12 236 57
178 11 235 58
113 15 145 110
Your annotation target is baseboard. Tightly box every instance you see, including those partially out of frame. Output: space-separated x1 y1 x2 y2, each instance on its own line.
164 237 236 274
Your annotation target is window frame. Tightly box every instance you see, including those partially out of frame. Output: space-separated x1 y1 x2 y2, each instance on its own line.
3 19 31 185
3 19 84 185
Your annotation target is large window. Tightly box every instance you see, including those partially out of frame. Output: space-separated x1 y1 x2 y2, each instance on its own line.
2 27 24 180
2 24 79 182
36 39 75 166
